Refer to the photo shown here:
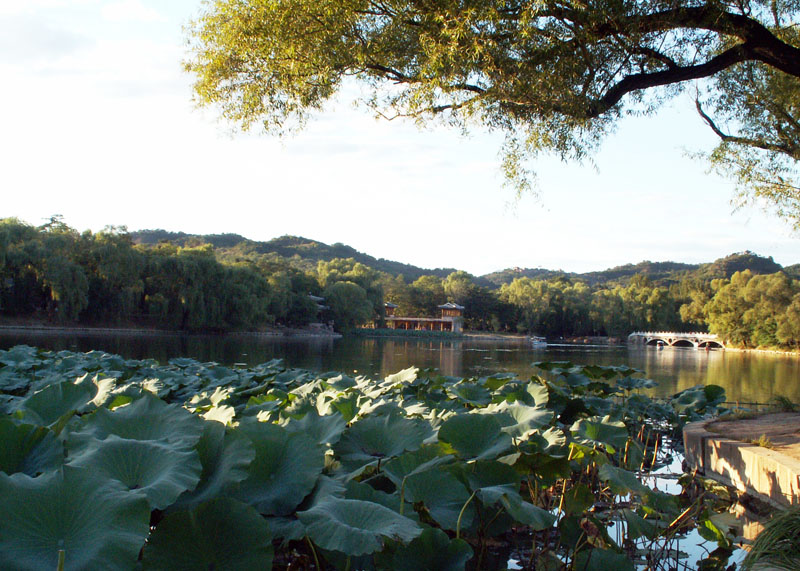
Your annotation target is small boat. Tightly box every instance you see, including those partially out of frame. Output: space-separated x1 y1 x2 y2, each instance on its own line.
530 336 547 347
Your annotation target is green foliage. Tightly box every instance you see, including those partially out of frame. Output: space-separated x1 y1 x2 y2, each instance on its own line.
187 1 800 227
0 346 740 568
742 505 800 570
323 280 375 331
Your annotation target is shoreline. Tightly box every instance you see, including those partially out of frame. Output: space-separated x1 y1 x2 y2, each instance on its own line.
0 323 341 339
0 323 797 355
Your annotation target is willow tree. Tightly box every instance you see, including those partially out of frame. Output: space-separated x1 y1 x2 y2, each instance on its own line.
186 0 800 226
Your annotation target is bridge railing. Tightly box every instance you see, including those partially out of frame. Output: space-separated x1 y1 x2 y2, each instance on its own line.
628 331 720 339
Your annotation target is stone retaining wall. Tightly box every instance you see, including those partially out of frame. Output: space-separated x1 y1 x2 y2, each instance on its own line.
684 421 800 508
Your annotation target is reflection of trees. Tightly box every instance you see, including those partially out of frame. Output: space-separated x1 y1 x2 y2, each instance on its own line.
630 348 800 404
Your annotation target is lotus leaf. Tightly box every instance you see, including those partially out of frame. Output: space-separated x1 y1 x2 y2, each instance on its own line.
321 373 357 390
234 420 324 515
298 497 422 556
621 508 660 540
142 498 273 570
335 413 434 474
574 547 635 571
483 373 518 391
447 381 492 407
404 468 474 530
462 460 521 504
0 419 62 476
70 392 204 447
0 466 150 570
380 527 473 570
0 345 38 370
499 494 556 530
598 464 679 513
616 376 657 391
346 480 412 516
438 414 512 461
383 445 455 488
67 434 202 509
570 416 629 452
520 426 567 456
283 408 346 447
382 366 419 387
485 401 553 440
0 368 31 392
171 420 256 510
20 381 96 427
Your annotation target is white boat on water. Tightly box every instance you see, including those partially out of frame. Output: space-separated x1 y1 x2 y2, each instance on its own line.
530 336 547 347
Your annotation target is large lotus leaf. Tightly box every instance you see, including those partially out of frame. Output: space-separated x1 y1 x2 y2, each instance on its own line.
447 382 492 407
0 368 34 392
141 498 273 570
438 414 512 461
0 466 150 570
570 416 629 452
0 345 38 369
345 480 412 516
335 413 434 474
320 373 357 390
171 421 255 510
520 426 568 456
383 445 455 488
70 392 203 448
598 464 679 514
499 494 556 531
298 497 422 556
672 384 726 416
616 376 657 391
283 409 346 447
404 468 474 530
573 548 634 571
0 419 62 476
381 526 473 571
382 367 419 387
483 373 518 391
67 435 202 509
484 402 553 440
463 460 521 505
233 420 324 515
20 381 96 427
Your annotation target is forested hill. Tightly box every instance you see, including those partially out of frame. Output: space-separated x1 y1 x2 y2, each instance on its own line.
131 231 473 285
132 231 787 290
484 252 784 288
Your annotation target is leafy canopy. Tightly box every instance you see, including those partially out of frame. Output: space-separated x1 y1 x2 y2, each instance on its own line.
187 0 800 226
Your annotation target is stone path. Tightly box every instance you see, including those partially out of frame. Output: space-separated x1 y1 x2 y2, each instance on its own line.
707 412 800 463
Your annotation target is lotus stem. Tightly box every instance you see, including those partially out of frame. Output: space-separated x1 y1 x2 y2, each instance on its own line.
399 477 406 516
305 536 321 570
456 490 478 539
57 550 65 571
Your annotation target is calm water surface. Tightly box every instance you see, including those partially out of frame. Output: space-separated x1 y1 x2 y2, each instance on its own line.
1 332 798 404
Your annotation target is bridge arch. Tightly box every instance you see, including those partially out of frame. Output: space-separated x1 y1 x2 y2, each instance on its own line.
672 339 695 348
698 340 724 349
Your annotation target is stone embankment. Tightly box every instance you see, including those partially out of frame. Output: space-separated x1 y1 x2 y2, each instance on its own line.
684 413 800 508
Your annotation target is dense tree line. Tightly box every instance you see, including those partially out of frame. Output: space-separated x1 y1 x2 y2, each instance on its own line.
2 218 798 348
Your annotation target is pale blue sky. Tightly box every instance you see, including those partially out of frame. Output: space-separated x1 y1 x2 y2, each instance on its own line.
1 0 797 275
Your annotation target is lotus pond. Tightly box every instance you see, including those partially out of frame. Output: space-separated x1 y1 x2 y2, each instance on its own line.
0 345 751 570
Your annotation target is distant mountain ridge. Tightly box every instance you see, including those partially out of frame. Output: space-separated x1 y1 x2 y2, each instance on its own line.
130 231 792 288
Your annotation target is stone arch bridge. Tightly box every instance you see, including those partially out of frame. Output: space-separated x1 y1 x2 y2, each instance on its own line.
627 331 724 349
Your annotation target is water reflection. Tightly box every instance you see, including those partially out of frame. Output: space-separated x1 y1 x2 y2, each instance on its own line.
1 332 798 404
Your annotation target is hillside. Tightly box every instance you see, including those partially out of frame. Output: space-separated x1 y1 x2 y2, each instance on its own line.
130 230 793 289
131 230 465 284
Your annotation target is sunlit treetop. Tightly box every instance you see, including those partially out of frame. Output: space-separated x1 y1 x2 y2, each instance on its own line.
185 0 800 227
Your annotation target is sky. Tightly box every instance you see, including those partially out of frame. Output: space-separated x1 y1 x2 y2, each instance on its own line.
1 0 797 277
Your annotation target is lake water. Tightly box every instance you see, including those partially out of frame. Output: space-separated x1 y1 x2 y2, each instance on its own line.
1 331 798 405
